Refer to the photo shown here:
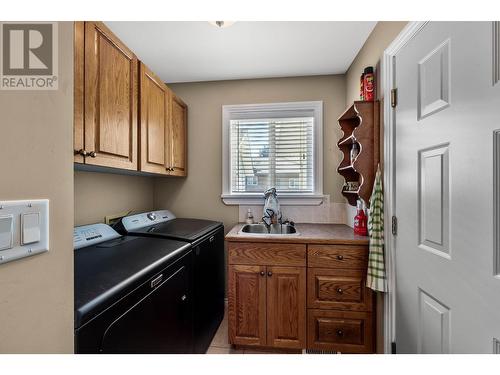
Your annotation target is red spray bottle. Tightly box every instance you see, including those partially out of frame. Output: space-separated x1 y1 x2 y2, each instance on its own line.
354 199 368 236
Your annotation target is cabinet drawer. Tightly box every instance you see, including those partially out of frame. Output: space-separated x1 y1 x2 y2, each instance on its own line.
307 310 374 353
228 242 306 267
307 268 373 311
308 245 368 269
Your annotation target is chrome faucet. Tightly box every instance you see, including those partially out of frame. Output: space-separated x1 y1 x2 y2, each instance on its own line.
262 188 282 231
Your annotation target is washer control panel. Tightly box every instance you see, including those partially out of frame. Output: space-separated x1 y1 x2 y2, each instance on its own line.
74 223 121 250
121 210 176 231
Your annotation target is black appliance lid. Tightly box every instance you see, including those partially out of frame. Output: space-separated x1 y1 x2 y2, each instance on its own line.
74 235 190 327
127 218 222 242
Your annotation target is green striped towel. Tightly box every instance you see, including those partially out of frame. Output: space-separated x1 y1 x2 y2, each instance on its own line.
367 165 387 292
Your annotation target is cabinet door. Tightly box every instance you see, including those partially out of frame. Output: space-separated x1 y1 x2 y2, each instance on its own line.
266 266 306 349
74 21 85 163
228 265 267 347
139 63 169 175
84 21 138 170
169 94 187 176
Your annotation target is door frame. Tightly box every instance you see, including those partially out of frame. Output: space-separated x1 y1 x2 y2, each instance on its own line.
381 21 429 353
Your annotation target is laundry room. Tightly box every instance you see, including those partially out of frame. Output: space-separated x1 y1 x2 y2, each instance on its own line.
1 2 500 373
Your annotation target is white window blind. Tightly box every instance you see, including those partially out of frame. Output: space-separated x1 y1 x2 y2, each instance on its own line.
230 117 314 194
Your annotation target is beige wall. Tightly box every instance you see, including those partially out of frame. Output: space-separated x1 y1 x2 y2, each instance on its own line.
346 21 408 104
0 22 74 353
74 171 155 225
154 75 346 232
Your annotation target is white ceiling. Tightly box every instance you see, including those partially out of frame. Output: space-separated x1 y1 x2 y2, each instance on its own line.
105 21 377 83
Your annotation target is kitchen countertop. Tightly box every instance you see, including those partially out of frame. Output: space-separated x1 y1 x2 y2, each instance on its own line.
225 223 369 245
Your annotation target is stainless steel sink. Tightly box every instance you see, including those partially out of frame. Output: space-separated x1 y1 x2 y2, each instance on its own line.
239 223 299 235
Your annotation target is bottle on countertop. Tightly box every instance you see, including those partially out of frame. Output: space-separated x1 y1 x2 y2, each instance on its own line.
363 66 375 101
245 209 254 224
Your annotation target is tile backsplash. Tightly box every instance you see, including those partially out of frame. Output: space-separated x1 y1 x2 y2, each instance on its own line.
238 195 354 226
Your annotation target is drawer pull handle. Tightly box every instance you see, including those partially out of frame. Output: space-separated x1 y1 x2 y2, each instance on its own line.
260 271 265 277
337 255 344 260
336 329 344 337
150 274 163 289
337 288 343 294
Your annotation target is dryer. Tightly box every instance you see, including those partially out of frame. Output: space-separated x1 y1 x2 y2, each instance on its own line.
74 223 193 353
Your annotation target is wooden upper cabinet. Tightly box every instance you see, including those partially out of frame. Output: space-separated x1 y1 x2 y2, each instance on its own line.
169 94 187 176
228 265 267 347
139 63 170 175
74 21 187 177
266 266 306 349
75 21 138 170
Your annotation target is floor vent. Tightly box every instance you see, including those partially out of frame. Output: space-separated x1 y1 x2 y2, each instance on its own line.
305 349 338 354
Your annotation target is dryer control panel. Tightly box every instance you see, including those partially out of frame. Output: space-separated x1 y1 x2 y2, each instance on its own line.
120 210 176 231
74 223 121 250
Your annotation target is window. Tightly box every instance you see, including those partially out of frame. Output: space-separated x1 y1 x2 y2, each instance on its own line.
222 101 324 205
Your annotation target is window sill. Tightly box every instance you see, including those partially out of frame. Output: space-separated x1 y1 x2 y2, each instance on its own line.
221 194 326 206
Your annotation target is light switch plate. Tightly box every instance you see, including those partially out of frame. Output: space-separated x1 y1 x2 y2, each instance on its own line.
0 200 49 265
0 214 14 250
22 212 41 245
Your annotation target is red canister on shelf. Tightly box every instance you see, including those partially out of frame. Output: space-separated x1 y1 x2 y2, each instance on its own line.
363 66 375 101
360 72 365 100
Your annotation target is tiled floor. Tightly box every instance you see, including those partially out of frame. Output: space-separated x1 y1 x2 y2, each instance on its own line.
206 305 274 354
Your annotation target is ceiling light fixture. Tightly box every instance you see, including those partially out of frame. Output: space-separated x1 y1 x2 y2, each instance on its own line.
209 21 235 29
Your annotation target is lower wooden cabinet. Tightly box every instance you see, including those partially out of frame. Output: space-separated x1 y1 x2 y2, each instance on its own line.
307 310 373 353
228 265 267 346
227 241 374 353
266 266 306 349
228 264 306 349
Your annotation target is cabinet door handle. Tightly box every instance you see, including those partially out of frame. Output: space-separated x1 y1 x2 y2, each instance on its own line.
337 288 343 294
209 236 215 242
337 255 344 260
267 271 273 277
88 151 97 158
260 271 265 277
75 149 88 157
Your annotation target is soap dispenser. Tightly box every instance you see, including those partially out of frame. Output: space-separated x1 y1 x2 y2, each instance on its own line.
245 209 254 224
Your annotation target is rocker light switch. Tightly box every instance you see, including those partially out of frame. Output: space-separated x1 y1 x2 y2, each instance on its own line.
0 215 14 250
22 212 40 245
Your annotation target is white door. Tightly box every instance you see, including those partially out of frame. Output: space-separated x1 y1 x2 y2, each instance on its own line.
394 21 500 353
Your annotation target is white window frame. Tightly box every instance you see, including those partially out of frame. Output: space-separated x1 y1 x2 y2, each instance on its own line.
221 101 324 205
